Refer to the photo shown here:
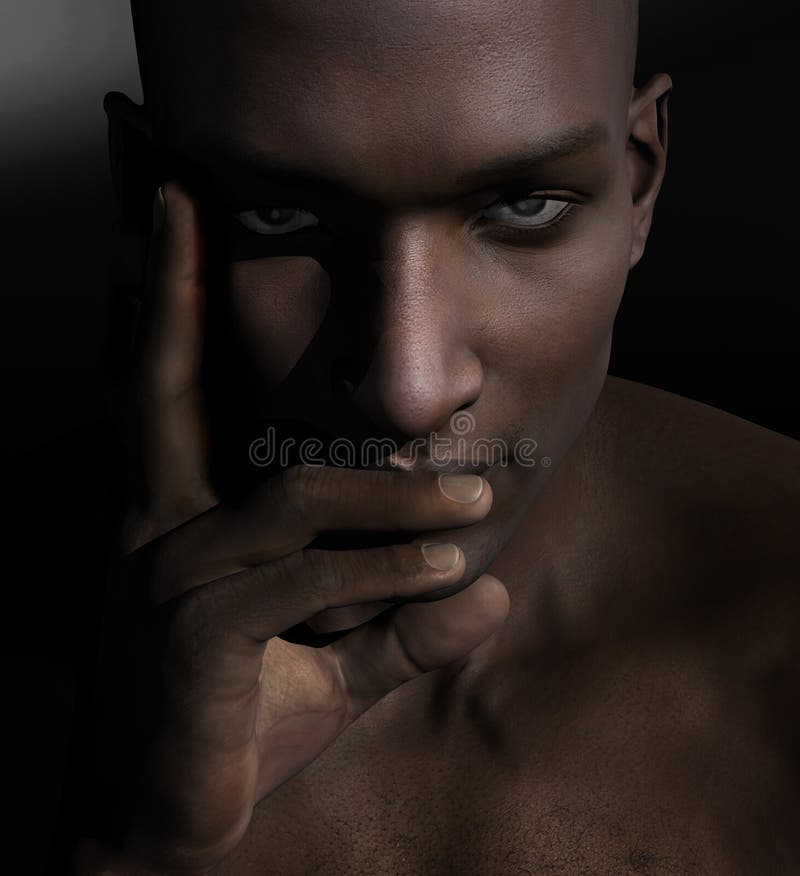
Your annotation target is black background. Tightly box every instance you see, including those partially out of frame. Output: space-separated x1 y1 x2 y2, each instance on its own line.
615 0 797 437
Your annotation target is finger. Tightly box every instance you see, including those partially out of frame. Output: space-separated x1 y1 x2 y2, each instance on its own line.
329 573 510 713
248 574 509 800
160 543 470 749
153 464 493 600
132 180 217 528
171 539 469 655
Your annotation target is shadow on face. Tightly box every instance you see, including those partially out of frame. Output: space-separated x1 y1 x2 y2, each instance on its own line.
112 0 664 603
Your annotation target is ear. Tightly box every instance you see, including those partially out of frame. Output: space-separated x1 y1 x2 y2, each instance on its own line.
102 92 161 419
103 91 162 295
626 73 672 269
104 90 161 217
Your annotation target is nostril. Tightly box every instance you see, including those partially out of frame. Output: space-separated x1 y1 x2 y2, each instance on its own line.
331 360 359 396
336 377 355 395
331 375 355 399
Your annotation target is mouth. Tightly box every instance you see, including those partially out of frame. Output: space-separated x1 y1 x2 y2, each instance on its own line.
279 449 510 648
362 439 505 479
368 455 499 478
240 415 505 479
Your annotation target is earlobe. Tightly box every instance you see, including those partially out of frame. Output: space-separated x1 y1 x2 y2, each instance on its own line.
626 73 672 269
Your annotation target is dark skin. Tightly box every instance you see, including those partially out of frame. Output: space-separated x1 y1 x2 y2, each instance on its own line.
70 0 800 873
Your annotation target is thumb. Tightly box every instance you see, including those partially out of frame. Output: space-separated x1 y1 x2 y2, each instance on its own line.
329 574 510 711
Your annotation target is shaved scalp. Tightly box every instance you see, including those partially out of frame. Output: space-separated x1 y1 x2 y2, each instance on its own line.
611 0 640 84
583 0 640 90
129 0 640 122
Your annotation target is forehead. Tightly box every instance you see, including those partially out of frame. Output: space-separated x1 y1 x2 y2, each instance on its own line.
153 0 628 204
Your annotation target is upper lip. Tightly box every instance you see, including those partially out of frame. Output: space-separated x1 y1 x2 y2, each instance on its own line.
288 419 501 476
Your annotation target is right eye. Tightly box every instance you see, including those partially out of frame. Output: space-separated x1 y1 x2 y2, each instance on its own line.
233 206 321 235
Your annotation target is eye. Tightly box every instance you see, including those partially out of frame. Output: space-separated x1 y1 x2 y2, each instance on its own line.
233 206 321 235
479 195 571 230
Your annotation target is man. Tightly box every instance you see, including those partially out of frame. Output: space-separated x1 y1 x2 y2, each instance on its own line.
62 0 799 873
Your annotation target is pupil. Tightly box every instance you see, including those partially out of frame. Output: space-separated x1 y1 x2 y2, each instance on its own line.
510 199 546 217
258 207 295 225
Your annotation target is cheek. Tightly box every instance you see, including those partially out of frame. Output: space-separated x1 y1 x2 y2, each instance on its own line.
481 201 631 458
225 256 331 385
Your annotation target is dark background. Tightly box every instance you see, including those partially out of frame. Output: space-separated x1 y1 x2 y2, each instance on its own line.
2 2 797 874
617 0 798 437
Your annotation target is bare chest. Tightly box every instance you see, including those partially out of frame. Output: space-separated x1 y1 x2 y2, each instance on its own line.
220 643 799 875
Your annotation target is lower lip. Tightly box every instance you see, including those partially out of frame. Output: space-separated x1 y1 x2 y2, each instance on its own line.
420 459 505 477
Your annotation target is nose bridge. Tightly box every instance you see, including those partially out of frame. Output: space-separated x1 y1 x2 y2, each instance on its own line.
338 214 484 439
373 214 442 324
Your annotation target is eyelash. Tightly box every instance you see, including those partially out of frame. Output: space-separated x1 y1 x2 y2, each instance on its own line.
231 193 581 242
472 193 579 241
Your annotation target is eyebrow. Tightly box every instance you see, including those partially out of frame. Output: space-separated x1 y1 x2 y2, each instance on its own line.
190 120 610 208
453 121 610 191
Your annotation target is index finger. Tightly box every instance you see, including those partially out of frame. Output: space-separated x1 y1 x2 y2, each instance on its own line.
131 180 217 533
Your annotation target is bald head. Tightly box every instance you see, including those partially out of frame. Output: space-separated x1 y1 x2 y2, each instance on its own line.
130 0 639 149
111 0 669 576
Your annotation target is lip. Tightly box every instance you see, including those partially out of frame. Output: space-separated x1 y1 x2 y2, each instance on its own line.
356 436 509 478
362 453 501 478
254 417 505 478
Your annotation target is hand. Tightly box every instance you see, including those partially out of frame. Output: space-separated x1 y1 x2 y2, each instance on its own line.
73 180 510 875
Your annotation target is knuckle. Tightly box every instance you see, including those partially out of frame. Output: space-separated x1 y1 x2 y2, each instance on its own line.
166 587 216 675
381 543 417 583
393 625 431 678
242 555 285 613
344 544 409 603
265 548 328 613
301 548 347 608
278 463 328 519
301 545 411 608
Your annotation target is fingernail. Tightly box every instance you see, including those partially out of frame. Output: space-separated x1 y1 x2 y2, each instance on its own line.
438 473 484 503
152 185 166 236
421 542 460 570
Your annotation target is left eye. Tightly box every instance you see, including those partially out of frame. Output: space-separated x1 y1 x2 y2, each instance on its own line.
479 196 569 228
233 207 320 235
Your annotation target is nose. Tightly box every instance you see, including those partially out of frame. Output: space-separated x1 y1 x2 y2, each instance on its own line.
331 216 484 441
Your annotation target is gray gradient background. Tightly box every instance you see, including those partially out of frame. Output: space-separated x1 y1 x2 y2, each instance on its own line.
1 0 141 459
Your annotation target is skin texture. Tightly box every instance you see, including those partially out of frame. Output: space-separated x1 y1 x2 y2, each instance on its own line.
84 0 800 873
110 0 668 632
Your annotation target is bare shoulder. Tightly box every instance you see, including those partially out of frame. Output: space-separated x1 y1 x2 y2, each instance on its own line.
580 375 799 642
591 375 798 565
575 374 799 706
